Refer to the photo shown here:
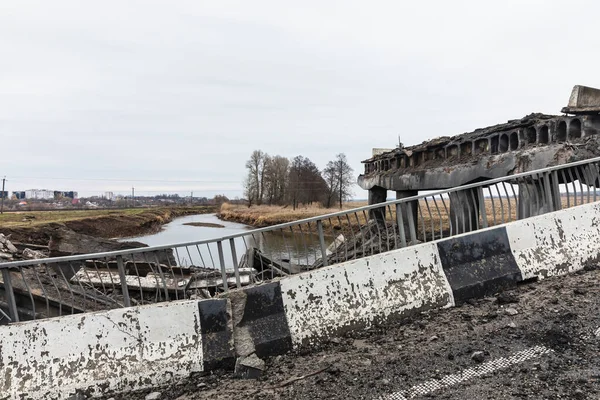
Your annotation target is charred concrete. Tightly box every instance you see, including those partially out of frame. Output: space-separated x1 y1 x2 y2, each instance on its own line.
358 85 600 233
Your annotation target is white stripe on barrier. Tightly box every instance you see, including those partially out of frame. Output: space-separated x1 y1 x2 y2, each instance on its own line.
280 242 454 347
506 202 600 280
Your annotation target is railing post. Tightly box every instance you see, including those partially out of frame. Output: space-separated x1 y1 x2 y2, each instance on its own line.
396 203 407 248
551 170 562 211
153 251 170 301
116 255 131 307
543 172 554 212
1 268 19 323
478 187 488 228
217 241 228 292
229 238 241 288
317 220 328 267
406 202 418 244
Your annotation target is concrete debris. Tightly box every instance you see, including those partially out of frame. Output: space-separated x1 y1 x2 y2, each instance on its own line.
235 353 266 379
22 248 47 260
471 351 486 363
145 392 162 400
505 307 519 316
0 233 47 262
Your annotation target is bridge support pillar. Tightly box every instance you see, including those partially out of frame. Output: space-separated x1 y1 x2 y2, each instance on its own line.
518 174 560 219
449 188 480 234
396 190 418 243
368 186 387 222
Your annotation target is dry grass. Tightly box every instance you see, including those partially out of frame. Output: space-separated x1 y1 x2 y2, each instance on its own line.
0 206 213 229
219 202 366 227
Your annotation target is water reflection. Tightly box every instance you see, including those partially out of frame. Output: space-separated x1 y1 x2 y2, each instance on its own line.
125 214 322 269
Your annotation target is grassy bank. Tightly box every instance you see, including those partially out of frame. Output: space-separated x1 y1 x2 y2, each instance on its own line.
0 206 216 245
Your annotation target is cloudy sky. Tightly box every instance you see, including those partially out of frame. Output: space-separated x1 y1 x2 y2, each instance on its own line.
1 1 599 198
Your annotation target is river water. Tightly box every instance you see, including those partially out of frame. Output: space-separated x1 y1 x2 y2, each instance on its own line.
124 214 322 268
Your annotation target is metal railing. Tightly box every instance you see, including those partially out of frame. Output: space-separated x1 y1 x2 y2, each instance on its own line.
1 157 600 323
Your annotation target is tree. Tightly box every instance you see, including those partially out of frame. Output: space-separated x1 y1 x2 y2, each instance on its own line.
244 150 268 205
287 155 327 209
263 155 289 205
323 153 354 209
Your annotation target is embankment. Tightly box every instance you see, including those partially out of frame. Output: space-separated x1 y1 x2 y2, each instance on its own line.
1 206 215 246
218 202 363 227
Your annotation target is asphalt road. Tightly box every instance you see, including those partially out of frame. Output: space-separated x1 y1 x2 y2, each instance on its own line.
104 264 600 400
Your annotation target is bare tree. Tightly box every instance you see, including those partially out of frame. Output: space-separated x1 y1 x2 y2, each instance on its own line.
324 153 354 209
263 155 289 205
244 150 268 205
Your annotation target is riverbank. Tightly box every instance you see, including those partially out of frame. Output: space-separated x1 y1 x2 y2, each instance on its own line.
0 206 216 246
218 202 366 227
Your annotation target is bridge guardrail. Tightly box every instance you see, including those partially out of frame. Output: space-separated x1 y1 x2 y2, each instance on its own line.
1 157 599 323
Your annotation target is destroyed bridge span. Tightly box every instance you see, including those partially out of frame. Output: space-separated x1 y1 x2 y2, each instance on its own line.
1 85 600 399
359 85 600 233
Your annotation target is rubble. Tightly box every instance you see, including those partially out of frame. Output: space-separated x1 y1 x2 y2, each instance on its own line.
234 353 266 379
0 233 48 262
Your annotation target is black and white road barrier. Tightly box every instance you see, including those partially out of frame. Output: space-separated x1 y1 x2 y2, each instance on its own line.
226 201 600 351
2 202 599 398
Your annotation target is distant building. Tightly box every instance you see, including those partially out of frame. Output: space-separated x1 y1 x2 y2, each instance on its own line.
0 191 8 199
102 192 115 201
13 191 26 200
25 189 54 200
54 191 78 199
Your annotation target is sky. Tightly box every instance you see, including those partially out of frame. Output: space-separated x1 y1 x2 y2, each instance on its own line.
1 0 600 199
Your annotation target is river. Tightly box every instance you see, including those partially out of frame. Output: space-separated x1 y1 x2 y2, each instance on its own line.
124 213 322 268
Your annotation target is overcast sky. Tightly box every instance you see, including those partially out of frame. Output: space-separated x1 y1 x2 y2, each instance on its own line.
1 1 599 198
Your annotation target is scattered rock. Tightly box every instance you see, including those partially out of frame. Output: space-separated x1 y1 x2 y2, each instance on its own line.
429 335 439 342
22 248 46 260
507 322 517 329
505 307 519 316
573 288 587 295
471 351 486 363
145 392 162 400
496 292 519 304
235 353 266 379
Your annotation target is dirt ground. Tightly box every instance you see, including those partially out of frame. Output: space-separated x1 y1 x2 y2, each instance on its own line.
103 265 600 400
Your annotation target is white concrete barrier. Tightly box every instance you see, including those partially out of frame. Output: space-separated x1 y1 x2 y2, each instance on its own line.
0 299 234 400
279 242 455 347
506 201 600 280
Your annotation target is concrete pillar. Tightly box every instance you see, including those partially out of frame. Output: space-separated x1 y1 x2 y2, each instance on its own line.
449 188 480 234
517 175 560 219
368 186 387 222
396 190 418 243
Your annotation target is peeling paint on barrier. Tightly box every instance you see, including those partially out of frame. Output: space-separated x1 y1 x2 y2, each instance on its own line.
506 202 600 280
280 243 454 347
0 301 204 400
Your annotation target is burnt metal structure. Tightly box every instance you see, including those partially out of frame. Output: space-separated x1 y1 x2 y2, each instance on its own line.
358 85 600 232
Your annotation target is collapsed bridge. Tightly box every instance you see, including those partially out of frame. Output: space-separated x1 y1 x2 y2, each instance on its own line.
358 85 600 233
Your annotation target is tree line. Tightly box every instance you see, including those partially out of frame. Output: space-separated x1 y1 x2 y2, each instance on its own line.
244 150 354 209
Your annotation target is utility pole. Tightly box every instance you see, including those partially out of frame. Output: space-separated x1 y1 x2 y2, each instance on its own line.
1 177 5 214
131 187 135 208
190 191 193 206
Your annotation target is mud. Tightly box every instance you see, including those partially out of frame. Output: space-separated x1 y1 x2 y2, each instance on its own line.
101 264 600 400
